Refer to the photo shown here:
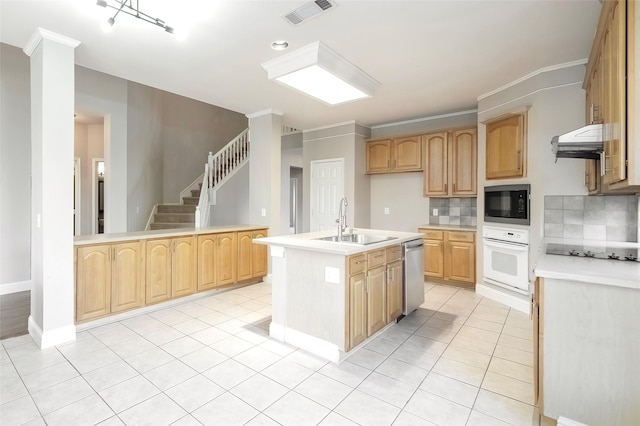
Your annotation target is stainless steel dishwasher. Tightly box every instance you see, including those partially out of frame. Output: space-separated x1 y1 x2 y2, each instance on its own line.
402 239 425 315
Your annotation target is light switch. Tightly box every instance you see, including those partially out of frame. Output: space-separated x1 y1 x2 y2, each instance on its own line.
433 208 438 216
384 207 390 215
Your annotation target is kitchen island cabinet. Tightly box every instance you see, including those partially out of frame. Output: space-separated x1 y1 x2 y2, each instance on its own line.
74 225 267 323
533 243 640 425
255 229 423 362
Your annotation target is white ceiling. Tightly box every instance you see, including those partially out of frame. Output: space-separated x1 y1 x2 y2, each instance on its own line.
0 0 602 130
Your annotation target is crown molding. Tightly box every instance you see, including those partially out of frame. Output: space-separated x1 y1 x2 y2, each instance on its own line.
24 27 81 57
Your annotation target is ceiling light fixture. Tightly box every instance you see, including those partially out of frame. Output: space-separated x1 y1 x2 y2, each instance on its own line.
261 41 380 105
271 41 289 51
96 0 175 34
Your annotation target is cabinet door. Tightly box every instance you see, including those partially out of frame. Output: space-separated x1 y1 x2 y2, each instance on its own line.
392 136 422 171
76 245 111 322
197 235 217 291
386 260 403 323
146 239 172 304
366 140 392 173
602 1 626 185
252 230 268 278
111 242 144 313
217 232 237 286
486 115 525 179
423 132 448 196
349 272 367 350
424 239 444 278
451 128 477 196
237 231 253 281
367 265 387 336
172 237 196 298
445 241 475 283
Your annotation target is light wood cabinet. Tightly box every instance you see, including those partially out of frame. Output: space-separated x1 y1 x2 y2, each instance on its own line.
76 242 143 322
423 128 477 197
366 136 422 174
197 234 216 291
237 231 253 281
386 259 403 322
252 230 268 278
420 228 475 285
146 237 196 304
583 0 639 192
217 232 237 286
366 264 387 337
485 114 526 180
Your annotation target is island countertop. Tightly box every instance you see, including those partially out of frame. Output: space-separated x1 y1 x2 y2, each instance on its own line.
418 224 477 232
534 237 640 290
254 228 423 255
74 224 268 246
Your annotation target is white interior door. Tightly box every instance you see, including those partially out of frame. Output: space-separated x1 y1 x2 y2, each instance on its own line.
310 158 344 232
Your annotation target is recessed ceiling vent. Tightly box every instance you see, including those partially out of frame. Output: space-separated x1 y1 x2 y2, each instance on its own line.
283 0 338 26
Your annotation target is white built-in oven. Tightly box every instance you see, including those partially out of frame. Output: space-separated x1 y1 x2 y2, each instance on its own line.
482 226 529 295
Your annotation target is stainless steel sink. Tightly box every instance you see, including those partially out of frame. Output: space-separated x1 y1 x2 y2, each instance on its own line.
313 233 397 245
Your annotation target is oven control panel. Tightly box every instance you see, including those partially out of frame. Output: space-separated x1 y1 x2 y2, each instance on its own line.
482 225 529 244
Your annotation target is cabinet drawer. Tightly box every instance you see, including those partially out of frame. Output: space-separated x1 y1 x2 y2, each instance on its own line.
420 229 444 240
386 245 402 262
367 249 386 268
348 254 367 275
447 231 475 243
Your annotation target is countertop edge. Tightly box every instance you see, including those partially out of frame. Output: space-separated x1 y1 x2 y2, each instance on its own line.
417 225 477 232
74 225 268 246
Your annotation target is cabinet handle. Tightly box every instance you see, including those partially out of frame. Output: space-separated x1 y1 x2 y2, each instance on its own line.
444 183 447 193
584 171 588 186
387 159 390 169
517 151 521 171
453 182 456 193
355 260 365 264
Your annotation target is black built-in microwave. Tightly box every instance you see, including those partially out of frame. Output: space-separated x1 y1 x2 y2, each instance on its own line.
484 184 530 225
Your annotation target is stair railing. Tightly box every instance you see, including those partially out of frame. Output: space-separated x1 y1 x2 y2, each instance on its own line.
193 128 250 227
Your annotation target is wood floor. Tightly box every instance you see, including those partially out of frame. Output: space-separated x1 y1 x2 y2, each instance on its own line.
0 291 30 340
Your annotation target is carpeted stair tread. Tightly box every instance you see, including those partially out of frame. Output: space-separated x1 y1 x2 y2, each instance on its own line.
157 204 197 214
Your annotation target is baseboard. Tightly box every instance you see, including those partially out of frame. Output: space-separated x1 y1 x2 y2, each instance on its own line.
476 282 530 314
269 323 341 363
0 280 32 295
28 316 76 349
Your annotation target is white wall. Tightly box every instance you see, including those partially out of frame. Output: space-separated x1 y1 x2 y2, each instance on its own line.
477 63 588 284
0 43 31 291
209 163 250 226
281 147 303 233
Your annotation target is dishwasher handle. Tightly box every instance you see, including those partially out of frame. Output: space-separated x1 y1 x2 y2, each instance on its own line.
403 239 424 251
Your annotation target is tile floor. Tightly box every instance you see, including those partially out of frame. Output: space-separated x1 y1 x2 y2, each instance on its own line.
0 281 541 426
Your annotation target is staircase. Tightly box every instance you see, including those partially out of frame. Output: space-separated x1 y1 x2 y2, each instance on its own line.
147 128 250 230
149 185 201 230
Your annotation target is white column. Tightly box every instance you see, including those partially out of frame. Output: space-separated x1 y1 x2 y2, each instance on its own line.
24 28 80 349
247 110 283 235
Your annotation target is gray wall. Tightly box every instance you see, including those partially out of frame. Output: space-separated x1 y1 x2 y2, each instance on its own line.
209 163 250 226
369 111 478 232
0 43 31 289
74 122 104 235
303 122 371 233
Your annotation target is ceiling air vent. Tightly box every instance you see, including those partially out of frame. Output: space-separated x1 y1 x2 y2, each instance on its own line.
283 0 337 26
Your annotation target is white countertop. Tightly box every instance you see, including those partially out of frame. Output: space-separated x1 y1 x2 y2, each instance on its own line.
418 224 477 232
534 238 640 290
254 228 424 255
74 225 267 246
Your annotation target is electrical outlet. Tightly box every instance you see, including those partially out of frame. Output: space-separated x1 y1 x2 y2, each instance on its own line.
433 208 438 216
261 208 267 217
384 207 390 215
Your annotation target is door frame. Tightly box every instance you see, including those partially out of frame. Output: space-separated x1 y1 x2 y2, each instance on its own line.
310 158 344 232
92 157 104 234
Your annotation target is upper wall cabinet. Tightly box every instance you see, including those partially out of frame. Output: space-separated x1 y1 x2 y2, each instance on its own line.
366 136 422 174
584 0 638 192
423 128 477 197
485 113 527 180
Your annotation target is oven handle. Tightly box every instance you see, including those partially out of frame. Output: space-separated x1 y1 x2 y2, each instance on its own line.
483 238 528 251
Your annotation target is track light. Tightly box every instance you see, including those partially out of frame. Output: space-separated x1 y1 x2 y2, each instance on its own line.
95 0 177 35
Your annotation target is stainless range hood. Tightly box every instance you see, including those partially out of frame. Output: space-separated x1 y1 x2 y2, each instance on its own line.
551 124 603 160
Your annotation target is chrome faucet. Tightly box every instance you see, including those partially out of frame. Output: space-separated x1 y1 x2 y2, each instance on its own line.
336 197 348 239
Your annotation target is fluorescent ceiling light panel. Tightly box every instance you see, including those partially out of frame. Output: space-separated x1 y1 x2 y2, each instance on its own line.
261 41 379 105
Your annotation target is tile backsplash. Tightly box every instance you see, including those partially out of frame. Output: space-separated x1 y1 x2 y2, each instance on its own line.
544 195 638 242
429 198 477 226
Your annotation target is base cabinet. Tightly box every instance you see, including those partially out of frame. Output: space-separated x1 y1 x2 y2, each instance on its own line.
237 229 269 282
347 245 404 351
252 230 268 278
419 228 475 285
146 237 196 304
217 232 237 286
76 241 143 322
197 235 217 291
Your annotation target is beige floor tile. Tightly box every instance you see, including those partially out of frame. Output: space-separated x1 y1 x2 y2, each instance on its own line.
390 344 440 371
502 324 533 341
318 412 359 425
493 344 534 367
404 388 470 426
498 334 533 353
356 372 416 408
392 410 439 426
450 334 497 356
375 357 429 388
464 317 505 333
413 324 458 343
420 372 479 408
335 390 401 426
432 357 486 387
318 360 370 388
441 344 492 370
424 316 464 332
347 347 387 370
458 325 501 344
488 357 533 384
481 371 534 405
403 335 448 357
474 389 535 426
466 410 514 426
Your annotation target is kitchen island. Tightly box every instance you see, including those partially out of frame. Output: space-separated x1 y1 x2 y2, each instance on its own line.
255 229 423 363
533 238 640 425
